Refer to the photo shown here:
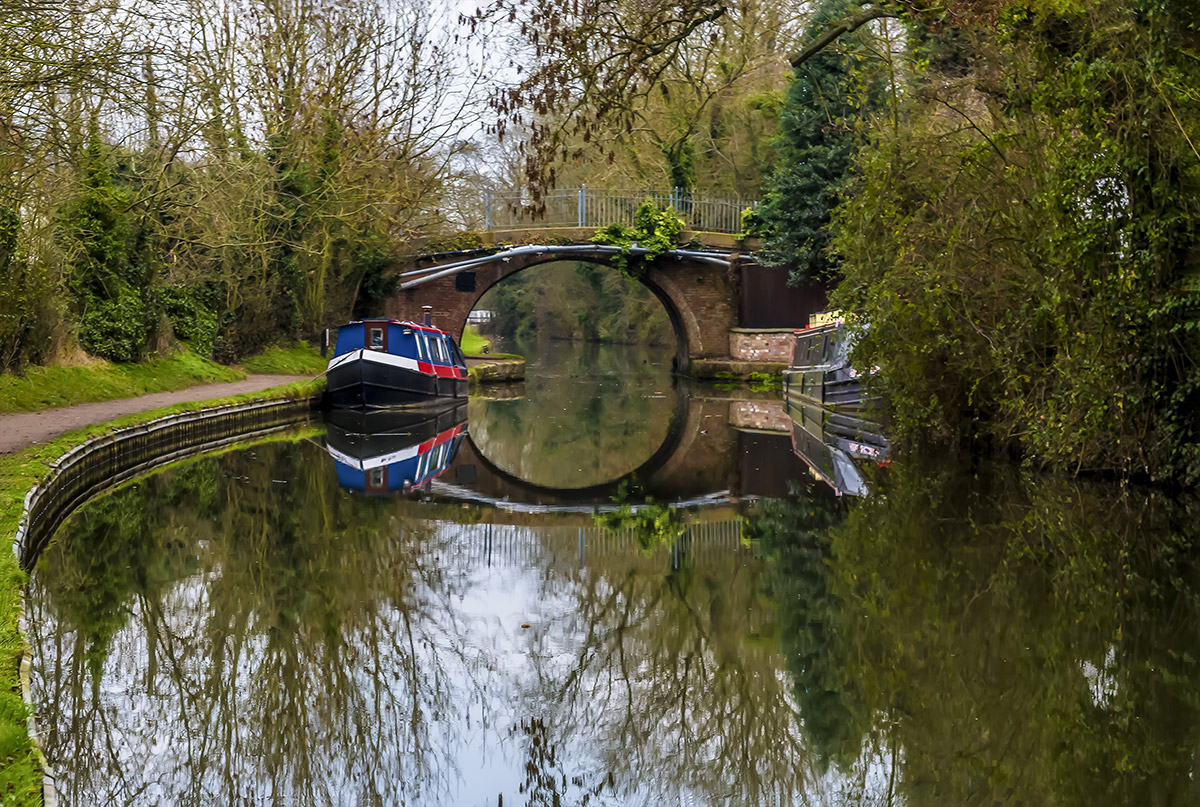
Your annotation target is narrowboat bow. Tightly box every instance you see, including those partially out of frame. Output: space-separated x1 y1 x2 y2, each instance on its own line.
326 318 469 408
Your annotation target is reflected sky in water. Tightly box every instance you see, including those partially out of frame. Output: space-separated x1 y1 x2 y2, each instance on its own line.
28 439 813 806
26 342 1200 807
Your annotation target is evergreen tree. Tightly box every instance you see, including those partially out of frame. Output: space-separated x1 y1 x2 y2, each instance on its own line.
758 0 880 281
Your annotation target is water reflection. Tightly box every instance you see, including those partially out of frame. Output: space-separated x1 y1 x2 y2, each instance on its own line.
29 439 807 806
26 340 1200 806
468 340 677 489
785 399 889 497
324 402 468 494
746 459 1200 804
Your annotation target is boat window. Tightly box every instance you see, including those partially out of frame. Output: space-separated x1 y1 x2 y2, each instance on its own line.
416 335 429 361
369 327 384 349
435 338 450 363
370 467 384 487
416 450 431 480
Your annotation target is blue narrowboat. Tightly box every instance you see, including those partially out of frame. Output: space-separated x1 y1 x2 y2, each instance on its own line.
325 318 469 408
324 403 468 494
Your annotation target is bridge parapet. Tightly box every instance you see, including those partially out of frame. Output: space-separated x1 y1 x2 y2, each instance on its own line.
482 185 758 235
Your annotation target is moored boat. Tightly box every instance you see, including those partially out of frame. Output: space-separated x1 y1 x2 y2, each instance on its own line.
325 317 469 408
781 313 875 411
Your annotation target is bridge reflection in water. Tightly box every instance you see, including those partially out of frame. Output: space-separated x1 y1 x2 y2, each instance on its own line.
319 387 810 564
435 519 748 572
319 395 754 565
29 394 845 807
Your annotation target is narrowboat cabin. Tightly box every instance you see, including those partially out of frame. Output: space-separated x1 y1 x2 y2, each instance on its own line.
782 314 875 412
324 402 468 495
325 318 469 408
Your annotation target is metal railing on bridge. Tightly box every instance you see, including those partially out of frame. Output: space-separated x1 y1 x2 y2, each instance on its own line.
483 186 757 235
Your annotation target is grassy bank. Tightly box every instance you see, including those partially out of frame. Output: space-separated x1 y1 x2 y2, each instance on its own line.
240 343 328 376
460 324 491 356
0 352 244 414
0 377 324 805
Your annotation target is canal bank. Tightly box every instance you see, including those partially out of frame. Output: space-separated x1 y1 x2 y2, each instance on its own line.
0 378 324 806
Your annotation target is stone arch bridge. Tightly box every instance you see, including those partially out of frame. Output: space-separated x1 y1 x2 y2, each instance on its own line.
383 227 826 371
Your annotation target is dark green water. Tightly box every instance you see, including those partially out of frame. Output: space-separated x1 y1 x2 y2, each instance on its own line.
26 341 1200 806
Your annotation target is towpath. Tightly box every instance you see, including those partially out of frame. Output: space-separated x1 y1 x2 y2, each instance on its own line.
0 374 308 455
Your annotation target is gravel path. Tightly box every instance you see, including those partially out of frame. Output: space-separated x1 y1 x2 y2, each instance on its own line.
0 374 310 455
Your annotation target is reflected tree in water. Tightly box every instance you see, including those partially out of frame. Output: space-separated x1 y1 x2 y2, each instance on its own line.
469 341 675 488
799 458 1200 805
742 479 866 773
30 441 486 806
514 517 813 806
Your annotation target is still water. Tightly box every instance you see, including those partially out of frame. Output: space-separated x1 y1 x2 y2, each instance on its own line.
26 340 1200 806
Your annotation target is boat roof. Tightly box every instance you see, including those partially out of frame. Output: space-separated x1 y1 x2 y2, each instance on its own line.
338 318 449 335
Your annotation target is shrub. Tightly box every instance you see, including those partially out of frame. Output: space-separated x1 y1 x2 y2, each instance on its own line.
591 198 683 277
80 289 148 363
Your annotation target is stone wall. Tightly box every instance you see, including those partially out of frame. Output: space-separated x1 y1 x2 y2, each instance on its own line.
729 329 795 363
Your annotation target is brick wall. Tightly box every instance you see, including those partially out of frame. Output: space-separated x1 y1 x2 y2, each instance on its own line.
729 400 791 432
388 250 744 362
729 330 794 363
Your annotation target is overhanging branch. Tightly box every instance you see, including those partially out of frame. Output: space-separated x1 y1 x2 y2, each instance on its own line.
787 7 899 68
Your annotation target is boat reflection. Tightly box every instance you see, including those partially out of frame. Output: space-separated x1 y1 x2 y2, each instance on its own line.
323 403 468 494
786 399 889 497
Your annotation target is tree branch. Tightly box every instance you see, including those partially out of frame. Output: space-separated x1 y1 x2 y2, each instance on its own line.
787 7 899 68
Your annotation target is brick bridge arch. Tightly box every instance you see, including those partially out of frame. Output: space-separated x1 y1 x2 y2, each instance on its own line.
440 390 739 507
383 246 747 368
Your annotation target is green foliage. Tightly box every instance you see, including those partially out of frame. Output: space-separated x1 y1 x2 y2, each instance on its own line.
58 134 154 363
349 237 398 320
738 206 771 240
757 0 883 281
79 288 148 363
595 481 685 554
590 198 683 277
159 285 219 356
0 205 55 372
828 0 1200 483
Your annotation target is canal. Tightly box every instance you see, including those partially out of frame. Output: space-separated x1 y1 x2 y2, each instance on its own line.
25 340 1200 806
